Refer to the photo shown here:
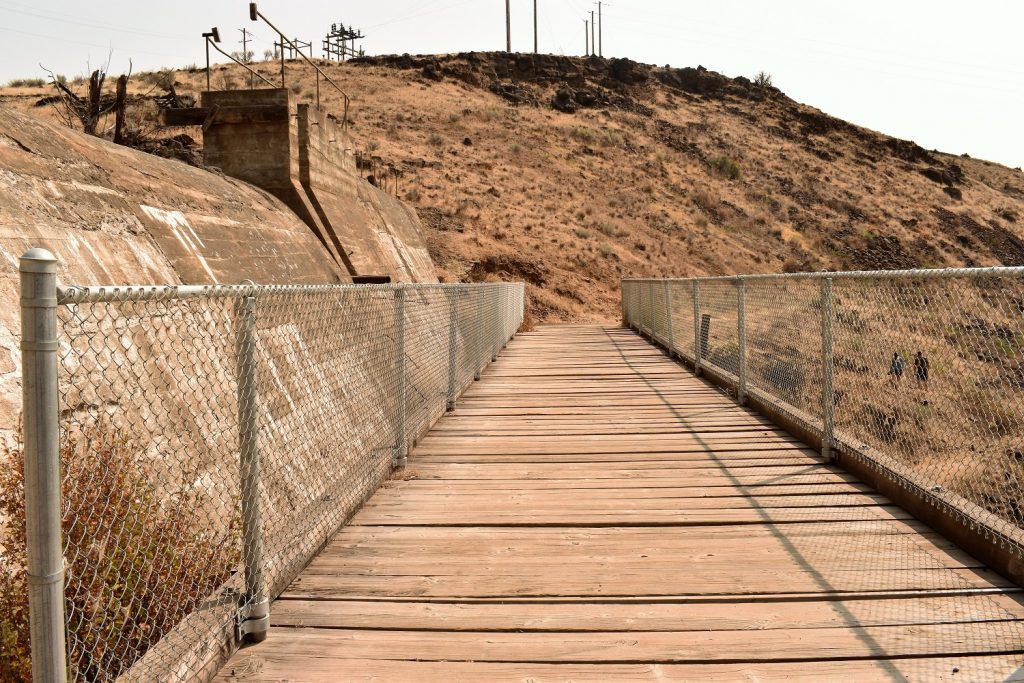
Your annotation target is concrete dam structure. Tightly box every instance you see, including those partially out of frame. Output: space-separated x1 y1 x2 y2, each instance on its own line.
0 92 437 435
179 88 435 284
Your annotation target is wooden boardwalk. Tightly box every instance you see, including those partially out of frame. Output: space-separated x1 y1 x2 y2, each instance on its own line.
218 325 1024 682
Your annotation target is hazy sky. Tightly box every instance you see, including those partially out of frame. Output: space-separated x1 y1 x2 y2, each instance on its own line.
1 1 1021 167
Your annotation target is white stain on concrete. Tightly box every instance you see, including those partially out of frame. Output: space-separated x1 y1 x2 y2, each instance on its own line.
68 181 123 197
140 205 218 283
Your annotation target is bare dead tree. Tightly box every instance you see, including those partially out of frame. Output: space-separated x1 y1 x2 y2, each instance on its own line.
113 74 128 144
40 58 133 139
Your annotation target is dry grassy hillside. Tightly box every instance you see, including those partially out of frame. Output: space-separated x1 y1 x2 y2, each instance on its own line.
4 53 1024 322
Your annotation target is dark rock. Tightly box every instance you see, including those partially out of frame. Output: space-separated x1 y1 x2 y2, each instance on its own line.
922 164 965 186
944 186 963 201
574 89 598 107
421 61 443 81
552 86 577 113
658 66 729 96
608 58 648 85
463 137 473 146
489 81 536 106
885 138 936 164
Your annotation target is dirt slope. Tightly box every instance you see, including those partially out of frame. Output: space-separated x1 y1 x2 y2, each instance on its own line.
4 52 1024 322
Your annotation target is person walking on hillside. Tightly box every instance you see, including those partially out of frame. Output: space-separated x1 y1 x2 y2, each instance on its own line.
914 350 930 394
888 352 906 388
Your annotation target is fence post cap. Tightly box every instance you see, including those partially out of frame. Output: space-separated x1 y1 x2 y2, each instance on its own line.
20 248 57 273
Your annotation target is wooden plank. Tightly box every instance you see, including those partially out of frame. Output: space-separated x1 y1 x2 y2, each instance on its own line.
215 656 1024 682
282 567 1012 599
213 624 1024 662
214 325 1024 681
270 593 1024 631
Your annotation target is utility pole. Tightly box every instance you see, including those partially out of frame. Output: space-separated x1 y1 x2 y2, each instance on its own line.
506 0 512 53
239 28 253 87
584 19 589 56
590 11 595 57
238 28 252 62
594 2 608 57
533 0 538 54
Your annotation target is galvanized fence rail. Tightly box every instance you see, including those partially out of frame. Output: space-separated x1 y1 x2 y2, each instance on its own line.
19 248 524 682
623 269 1024 566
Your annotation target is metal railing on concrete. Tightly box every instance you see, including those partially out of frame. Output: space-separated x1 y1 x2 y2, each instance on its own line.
19 248 524 682
624 268 1024 573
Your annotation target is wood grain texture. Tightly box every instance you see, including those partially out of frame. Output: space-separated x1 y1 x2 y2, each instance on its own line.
216 325 1024 682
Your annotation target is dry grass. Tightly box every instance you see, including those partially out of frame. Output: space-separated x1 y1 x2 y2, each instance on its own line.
4 54 1024 323
0 420 237 682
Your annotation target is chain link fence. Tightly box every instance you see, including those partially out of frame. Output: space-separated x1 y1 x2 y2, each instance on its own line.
624 269 1024 562
18 249 523 682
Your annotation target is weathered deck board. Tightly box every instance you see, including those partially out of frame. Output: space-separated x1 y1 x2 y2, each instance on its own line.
216 325 1024 682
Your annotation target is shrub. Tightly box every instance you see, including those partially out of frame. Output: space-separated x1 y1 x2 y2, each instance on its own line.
0 421 237 681
596 221 624 237
571 126 597 143
754 71 773 88
289 81 303 94
601 130 624 147
7 78 46 88
711 155 742 181
574 227 593 239
599 244 616 258
477 107 501 122
140 70 175 89
997 208 1018 224
427 133 444 146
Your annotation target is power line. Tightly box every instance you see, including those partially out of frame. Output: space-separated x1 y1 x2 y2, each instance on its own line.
0 24 192 62
365 0 476 30
0 3 191 41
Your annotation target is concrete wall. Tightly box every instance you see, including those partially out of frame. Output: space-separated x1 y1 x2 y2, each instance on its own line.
0 105 346 434
202 89 436 283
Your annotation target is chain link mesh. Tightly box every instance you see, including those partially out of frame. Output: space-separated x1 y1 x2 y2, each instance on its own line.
52 281 523 682
624 271 1024 558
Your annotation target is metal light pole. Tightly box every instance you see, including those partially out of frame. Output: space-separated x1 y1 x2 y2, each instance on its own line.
202 27 221 91
506 0 512 53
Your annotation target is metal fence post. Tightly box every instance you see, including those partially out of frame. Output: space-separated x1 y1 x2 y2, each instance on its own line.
620 281 628 326
622 282 630 331
236 294 268 643
636 282 644 333
491 286 500 363
737 278 747 405
445 288 458 411
645 280 655 337
692 280 702 376
20 248 68 683
394 287 407 468
820 276 836 461
664 280 675 356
